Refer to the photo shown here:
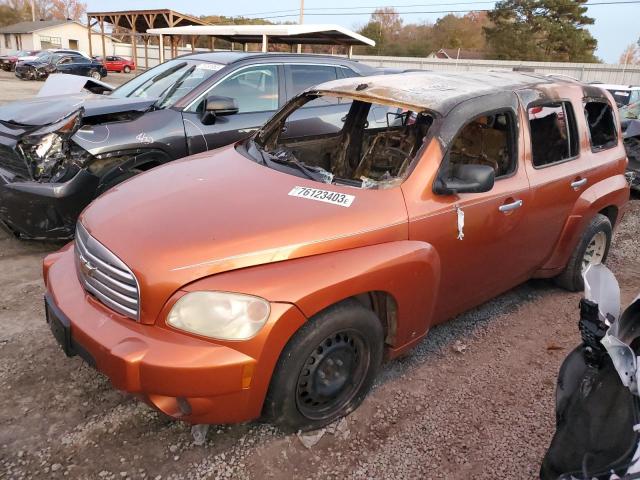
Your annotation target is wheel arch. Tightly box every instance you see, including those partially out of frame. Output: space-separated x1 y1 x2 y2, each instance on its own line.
536 174 629 275
92 148 170 189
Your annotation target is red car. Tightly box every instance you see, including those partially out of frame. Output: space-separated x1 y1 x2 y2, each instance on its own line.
0 50 40 71
103 55 135 73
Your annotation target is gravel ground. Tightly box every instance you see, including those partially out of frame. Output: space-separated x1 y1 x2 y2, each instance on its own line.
0 70 638 479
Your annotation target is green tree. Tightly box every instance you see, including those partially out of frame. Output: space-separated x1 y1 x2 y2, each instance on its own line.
484 0 598 62
431 12 489 51
0 4 24 26
356 8 403 55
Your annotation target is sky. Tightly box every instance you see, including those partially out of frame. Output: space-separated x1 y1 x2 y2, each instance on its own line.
83 0 639 63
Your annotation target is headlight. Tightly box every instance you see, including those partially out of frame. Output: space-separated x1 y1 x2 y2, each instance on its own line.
18 110 87 181
167 291 271 340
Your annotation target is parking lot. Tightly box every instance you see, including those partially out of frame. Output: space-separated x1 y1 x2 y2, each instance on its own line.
0 68 638 479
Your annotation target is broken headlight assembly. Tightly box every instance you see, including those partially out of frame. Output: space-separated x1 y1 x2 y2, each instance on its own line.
17 111 90 182
167 291 271 340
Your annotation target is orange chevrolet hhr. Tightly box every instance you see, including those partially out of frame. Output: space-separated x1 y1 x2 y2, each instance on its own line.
43 72 630 431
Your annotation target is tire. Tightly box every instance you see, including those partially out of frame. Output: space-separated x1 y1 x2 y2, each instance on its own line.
555 213 612 292
263 299 384 432
89 69 101 80
123 65 131 73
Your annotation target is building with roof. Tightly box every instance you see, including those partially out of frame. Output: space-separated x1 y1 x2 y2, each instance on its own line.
0 19 118 56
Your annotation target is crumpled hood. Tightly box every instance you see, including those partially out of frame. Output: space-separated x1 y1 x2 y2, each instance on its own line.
0 93 155 127
80 145 408 323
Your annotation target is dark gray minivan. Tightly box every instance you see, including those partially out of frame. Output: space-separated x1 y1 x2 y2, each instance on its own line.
0 52 376 239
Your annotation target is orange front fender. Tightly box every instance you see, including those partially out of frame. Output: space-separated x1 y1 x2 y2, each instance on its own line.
182 240 441 354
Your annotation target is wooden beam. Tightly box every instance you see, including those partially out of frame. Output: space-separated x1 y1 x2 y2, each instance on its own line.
161 12 170 28
128 14 138 67
99 18 106 58
191 35 196 53
143 35 148 70
86 16 93 56
159 34 165 63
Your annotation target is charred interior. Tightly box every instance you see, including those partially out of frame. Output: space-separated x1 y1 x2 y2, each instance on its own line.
256 93 433 189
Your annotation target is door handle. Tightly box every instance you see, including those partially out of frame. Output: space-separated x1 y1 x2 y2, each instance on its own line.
498 199 523 213
571 178 588 190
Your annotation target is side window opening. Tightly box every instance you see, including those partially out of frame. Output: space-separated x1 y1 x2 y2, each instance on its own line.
528 101 579 167
584 100 617 151
446 111 516 179
256 95 433 189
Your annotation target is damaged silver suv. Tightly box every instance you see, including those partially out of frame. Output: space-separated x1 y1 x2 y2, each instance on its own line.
0 52 374 239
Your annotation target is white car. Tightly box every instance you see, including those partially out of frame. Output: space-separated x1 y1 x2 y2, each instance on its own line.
595 83 640 108
16 48 90 64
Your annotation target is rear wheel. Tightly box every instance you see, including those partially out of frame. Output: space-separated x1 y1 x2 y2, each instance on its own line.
264 300 384 432
555 213 612 291
123 65 131 73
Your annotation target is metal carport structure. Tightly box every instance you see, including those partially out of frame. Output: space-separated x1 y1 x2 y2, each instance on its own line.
146 24 376 62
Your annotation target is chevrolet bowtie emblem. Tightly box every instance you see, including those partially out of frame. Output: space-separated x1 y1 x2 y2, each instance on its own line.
78 252 98 277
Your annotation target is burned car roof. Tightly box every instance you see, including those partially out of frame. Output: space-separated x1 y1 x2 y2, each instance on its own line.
312 71 564 115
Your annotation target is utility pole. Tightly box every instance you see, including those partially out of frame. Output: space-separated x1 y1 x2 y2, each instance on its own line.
31 0 36 21
297 0 304 54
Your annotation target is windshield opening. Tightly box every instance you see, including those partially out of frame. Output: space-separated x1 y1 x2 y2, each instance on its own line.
251 93 433 189
110 59 223 107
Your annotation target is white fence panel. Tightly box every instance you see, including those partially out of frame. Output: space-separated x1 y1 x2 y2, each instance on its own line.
352 55 640 85
109 42 640 85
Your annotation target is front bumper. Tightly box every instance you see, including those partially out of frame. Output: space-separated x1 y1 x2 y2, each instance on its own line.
0 166 99 239
43 246 307 424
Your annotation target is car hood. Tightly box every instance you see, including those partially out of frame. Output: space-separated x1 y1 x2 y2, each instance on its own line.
0 93 155 127
80 145 409 323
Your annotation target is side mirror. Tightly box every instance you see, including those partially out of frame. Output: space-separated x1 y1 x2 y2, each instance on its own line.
433 164 495 195
201 95 238 124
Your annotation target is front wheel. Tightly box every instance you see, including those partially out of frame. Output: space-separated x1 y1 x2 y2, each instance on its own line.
555 213 612 291
264 300 384 432
89 70 101 80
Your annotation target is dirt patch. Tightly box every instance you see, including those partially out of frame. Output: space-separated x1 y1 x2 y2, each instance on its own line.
1 199 638 479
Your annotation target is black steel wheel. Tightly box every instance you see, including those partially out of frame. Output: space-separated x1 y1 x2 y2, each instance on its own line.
264 299 384 432
295 329 369 420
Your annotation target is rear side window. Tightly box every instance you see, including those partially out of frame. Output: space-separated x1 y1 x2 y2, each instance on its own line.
338 67 359 79
287 64 338 96
584 101 617 150
528 101 579 167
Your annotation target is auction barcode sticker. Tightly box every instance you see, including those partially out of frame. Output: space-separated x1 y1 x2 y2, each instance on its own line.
288 186 355 208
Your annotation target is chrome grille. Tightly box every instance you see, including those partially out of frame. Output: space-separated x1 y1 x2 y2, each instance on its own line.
75 222 139 320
